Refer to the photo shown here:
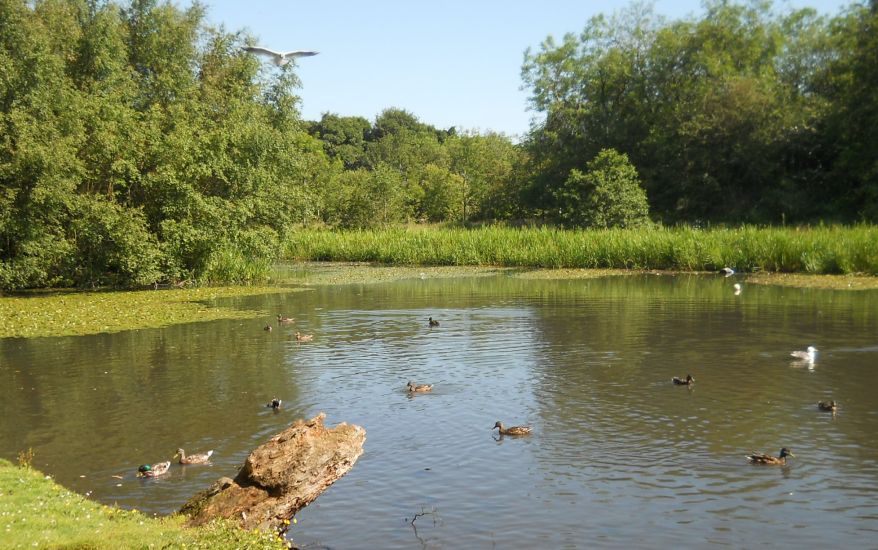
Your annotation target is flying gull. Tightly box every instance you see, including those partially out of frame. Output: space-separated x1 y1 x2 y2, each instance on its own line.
242 46 319 66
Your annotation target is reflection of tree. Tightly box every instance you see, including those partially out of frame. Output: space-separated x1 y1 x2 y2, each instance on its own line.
407 506 440 549
0 304 300 496
520 275 878 467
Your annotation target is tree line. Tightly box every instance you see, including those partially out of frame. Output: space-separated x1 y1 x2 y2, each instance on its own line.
1 0 875 290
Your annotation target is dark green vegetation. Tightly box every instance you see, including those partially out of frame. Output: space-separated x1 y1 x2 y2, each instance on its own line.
284 226 878 274
0 459 287 549
522 0 878 224
2 0 876 291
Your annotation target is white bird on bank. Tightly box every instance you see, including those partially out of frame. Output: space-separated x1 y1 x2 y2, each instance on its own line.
242 46 318 66
790 346 818 362
721 267 735 277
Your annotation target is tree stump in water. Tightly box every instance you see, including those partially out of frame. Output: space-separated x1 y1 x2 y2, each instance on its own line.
180 413 366 532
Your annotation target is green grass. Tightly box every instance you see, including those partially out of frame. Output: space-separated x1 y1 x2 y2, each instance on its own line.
0 459 287 549
282 225 878 275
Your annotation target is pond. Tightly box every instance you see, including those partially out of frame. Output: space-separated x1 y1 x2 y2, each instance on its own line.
2 269 878 548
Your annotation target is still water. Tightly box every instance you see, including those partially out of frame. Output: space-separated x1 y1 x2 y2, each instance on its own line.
2 270 878 548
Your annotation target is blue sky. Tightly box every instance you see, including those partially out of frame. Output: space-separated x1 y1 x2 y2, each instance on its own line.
197 0 852 138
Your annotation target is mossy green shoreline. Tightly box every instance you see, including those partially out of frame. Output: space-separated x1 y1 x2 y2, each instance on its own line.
0 459 287 549
0 286 296 339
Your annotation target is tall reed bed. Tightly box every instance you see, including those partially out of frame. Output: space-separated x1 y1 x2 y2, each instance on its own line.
282 225 878 275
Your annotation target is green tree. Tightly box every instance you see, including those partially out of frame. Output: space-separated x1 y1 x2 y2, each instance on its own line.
446 132 523 222
310 113 372 169
556 149 650 228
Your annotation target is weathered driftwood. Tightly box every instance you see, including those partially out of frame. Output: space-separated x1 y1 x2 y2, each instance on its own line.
180 413 366 532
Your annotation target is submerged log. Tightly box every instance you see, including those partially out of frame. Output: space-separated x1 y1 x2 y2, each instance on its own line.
180 413 366 532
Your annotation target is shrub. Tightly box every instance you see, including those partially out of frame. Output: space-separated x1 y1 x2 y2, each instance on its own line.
557 149 650 229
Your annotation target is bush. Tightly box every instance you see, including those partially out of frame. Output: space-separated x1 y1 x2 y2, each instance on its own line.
556 149 650 229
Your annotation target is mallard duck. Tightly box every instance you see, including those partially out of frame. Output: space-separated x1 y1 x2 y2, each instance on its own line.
747 448 794 465
492 421 532 436
790 346 817 362
174 448 214 465
263 325 273 332
672 374 694 385
137 461 171 477
267 398 282 410
817 400 837 412
277 314 294 324
295 332 313 342
428 317 440 327
407 381 433 393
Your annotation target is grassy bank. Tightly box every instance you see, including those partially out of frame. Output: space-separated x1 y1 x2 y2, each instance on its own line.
282 225 878 275
0 459 286 549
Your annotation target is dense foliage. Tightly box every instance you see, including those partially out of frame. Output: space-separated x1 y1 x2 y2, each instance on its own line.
521 0 878 224
556 149 650 228
1 0 876 290
0 0 333 289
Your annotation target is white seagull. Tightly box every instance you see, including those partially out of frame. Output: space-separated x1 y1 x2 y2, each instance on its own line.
242 46 319 66
790 346 818 362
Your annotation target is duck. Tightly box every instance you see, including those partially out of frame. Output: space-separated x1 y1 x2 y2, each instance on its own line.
428 317 440 327
137 461 171 477
277 314 294 324
295 332 313 342
407 381 433 393
817 400 837 412
263 325 272 332
267 398 282 410
747 448 794 465
492 421 532 436
174 448 214 465
790 346 817 362
672 374 695 386
721 267 735 277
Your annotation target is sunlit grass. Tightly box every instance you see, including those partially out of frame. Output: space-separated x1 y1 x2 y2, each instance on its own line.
0 286 298 339
282 225 878 275
0 459 287 549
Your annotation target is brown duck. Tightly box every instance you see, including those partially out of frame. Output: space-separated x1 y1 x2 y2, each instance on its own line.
174 448 214 465
407 381 433 393
493 421 532 436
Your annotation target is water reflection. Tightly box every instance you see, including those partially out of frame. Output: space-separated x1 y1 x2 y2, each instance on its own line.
2 271 877 548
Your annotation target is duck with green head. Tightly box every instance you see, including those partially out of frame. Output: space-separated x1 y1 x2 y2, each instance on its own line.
747 448 794 465
137 461 171 477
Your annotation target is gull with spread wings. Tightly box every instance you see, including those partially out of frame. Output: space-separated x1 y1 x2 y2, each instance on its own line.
242 46 319 66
